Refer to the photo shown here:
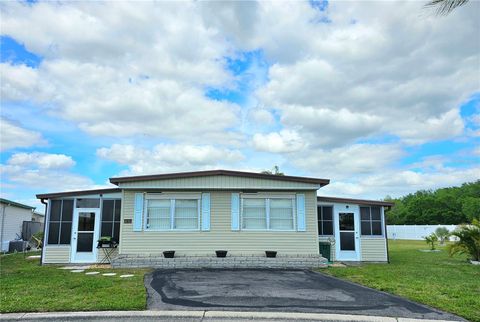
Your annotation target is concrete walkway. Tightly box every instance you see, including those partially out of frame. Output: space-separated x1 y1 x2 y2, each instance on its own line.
0 310 462 322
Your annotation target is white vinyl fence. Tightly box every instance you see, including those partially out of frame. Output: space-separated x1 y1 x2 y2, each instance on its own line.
387 225 458 240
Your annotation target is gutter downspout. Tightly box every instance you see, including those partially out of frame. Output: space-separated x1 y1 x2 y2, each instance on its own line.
1 203 7 253
39 198 48 266
384 206 390 264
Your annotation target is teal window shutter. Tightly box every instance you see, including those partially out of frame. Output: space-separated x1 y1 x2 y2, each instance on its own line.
231 193 240 231
296 194 306 231
201 193 211 231
133 193 144 231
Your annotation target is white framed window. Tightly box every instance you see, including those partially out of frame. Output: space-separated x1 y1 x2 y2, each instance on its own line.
241 195 295 231
145 195 200 231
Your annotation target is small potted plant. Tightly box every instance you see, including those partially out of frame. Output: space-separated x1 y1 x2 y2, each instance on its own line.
265 251 277 258
163 250 175 258
215 250 228 258
97 236 113 248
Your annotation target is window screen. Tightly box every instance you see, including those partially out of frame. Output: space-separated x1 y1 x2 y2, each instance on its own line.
360 206 383 236
318 206 333 235
76 198 100 208
47 199 73 245
100 199 122 242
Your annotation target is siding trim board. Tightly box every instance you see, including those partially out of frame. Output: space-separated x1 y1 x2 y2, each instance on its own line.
318 196 394 207
110 169 329 186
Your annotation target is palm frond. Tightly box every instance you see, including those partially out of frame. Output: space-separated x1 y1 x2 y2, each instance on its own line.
425 0 469 15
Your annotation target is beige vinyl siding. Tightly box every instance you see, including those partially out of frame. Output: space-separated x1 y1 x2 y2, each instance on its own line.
318 236 336 261
360 238 387 262
119 190 319 256
118 175 319 190
43 246 70 263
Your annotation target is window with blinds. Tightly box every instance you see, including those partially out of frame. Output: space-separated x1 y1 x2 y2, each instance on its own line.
241 197 295 231
146 198 199 230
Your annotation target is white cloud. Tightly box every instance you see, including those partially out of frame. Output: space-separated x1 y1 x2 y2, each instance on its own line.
293 143 405 180
97 143 245 175
0 64 44 101
0 1 242 144
0 118 46 151
250 1 479 147
320 165 480 199
252 130 306 153
280 106 383 148
249 108 275 125
0 152 98 191
1 1 478 205
7 152 75 169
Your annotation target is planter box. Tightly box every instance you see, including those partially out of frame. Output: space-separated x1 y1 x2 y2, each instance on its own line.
265 251 277 258
97 240 117 248
215 250 228 258
163 251 175 258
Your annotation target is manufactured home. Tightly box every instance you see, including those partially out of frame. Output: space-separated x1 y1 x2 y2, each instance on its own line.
36 170 393 268
0 198 36 252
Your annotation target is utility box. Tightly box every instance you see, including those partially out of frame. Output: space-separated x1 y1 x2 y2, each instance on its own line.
319 242 331 262
8 240 27 253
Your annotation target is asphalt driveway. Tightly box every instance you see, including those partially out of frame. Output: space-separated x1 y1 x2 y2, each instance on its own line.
145 269 463 321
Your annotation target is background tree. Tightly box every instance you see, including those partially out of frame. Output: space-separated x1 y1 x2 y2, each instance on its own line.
435 227 450 245
462 197 480 222
385 181 479 225
261 165 285 176
425 0 469 15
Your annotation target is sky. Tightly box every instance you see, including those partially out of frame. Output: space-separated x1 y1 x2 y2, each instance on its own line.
1 0 479 212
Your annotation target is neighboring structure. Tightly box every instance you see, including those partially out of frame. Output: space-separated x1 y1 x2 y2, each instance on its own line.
31 211 45 224
0 198 36 252
36 170 393 267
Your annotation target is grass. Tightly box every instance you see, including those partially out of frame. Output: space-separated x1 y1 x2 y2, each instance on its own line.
0 252 150 313
1 242 479 319
322 240 480 322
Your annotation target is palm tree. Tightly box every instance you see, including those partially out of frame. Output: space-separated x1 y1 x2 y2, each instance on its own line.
425 0 469 15
448 219 480 261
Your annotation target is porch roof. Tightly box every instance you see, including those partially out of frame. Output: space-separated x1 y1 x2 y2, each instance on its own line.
36 188 121 200
317 196 394 207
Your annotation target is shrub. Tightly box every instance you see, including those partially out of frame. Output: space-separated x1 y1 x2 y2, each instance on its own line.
424 233 438 250
435 227 450 245
448 219 480 261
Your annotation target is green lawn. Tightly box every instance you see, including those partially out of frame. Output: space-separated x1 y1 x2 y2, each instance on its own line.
323 240 480 322
2 242 479 320
0 252 150 313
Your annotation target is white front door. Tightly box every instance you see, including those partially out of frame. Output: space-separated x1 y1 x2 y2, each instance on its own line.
335 205 360 261
71 208 100 263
